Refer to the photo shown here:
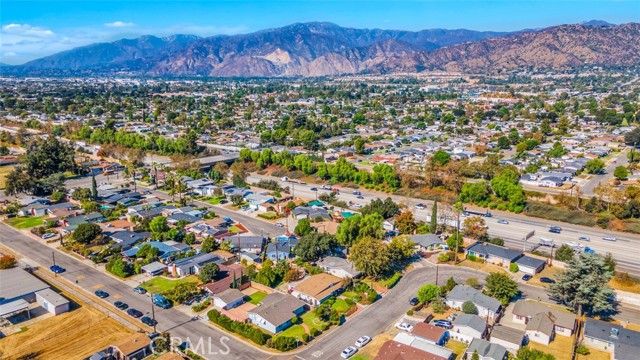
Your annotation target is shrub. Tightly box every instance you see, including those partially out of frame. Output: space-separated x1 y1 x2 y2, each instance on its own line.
431 296 447 314
462 300 478 314
597 216 610 229
384 272 402 288
0 255 17 269
258 212 279 220
208 309 270 346
291 315 299 324
406 310 414 316
467 254 477 262
438 252 451 262
509 263 519 273
191 299 211 312
576 345 590 355
272 336 299 351
465 277 480 289
301 333 310 343
309 328 320 337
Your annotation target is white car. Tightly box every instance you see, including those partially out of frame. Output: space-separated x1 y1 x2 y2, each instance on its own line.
565 241 583 248
395 322 414 332
355 335 371 348
341 346 358 359
497 219 509 224
42 233 57 240
353 203 362 209
416 203 425 210
275 222 284 227
603 236 617 241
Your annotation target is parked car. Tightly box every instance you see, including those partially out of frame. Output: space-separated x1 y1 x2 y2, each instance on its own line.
42 233 57 240
50 265 65 274
416 203 425 210
603 236 617 241
355 336 371 348
497 219 509 225
141 316 157 326
578 236 590 241
395 323 414 332
540 277 556 284
341 346 358 358
114 301 129 310
95 290 109 298
433 320 452 329
522 274 532 281
275 222 284 227
310 187 317 191
127 308 143 318
133 286 147 294
409 297 419 306
352 190 361 195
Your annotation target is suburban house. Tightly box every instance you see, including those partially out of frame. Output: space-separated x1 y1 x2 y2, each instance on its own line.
317 256 361 279
514 255 547 275
222 235 265 254
392 332 455 360
465 339 509 360
409 234 447 252
512 300 576 345
18 202 75 217
167 252 224 277
489 325 525 354
465 242 523 267
110 333 152 360
291 273 344 307
60 212 106 233
213 288 246 310
202 264 246 295
140 261 167 276
122 241 188 261
109 231 150 250
583 318 640 360
264 238 298 261
291 206 332 221
446 285 501 321
248 292 306 334
451 314 487 344
410 322 449 345
374 340 450 360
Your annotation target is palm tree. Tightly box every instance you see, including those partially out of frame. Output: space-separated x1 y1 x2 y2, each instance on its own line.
165 172 178 202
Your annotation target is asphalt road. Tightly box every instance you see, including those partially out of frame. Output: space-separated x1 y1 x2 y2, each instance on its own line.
581 149 630 196
248 174 640 276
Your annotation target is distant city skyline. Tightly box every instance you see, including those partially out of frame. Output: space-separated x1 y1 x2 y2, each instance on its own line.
1 0 638 64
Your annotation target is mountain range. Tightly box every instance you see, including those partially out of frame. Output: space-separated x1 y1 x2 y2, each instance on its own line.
3 21 638 77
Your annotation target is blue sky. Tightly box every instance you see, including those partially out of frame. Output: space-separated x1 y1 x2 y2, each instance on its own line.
1 0 638 64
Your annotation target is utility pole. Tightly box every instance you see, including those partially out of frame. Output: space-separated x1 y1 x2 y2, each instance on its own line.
150 293 157 333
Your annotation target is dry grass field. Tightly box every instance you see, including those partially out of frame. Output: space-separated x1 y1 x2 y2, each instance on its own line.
0 299 133 360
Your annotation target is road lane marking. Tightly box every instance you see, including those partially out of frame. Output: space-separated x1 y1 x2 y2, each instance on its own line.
92 283 104 289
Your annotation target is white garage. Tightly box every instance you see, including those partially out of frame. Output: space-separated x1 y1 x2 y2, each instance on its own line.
35 288 70 315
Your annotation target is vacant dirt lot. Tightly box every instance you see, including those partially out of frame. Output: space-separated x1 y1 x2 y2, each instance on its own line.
0 299 133 360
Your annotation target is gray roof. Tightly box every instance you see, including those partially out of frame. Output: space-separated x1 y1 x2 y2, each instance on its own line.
221 235 265 250
409 234 444 248
584 318 640 360
515 255 546 269
447 285 501 312
141 261 166 274
35 288 69 307
512 300 576 330
249 292 306 327
490 325 525 345
0 268 50 304
172 252 223 269
318 256 361 277
466 242 523 261
214 288 245 304
453 313 487 333
526 312 555 336
466 338 508 360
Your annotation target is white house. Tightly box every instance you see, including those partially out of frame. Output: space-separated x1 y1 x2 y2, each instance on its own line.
450 314 487 344
248 293 306 334
213 288 245 310
446 285 501 321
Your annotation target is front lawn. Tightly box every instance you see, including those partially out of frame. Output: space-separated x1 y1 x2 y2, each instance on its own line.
332 298 356 315
206 197 225 205
247 291 267 305
140 275 201 293
228 225 243 233
446 339 468 360
5 216 46 229
275 324 306 340
301 311 328 332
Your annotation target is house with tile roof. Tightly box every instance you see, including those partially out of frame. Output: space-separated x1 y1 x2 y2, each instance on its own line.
290 273 344 307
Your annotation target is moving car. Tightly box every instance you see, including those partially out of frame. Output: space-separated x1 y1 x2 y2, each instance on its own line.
341 346 358 359
522 274 532 281
356 195 365 199
603 236 617 241
539 238 555 247
133 286 147 294
127 308 143 318
50 265 65 274
497 219 509 224
540 277 556 284
578 236 590 241
141 316 157 326
584 247 596 254
275 222 284 227
95 290 109 298
352 190 361 195
549 227 562 234
355 336 371 348
416 203 425 210
310 187 317 191
395 323 414 332
114 301 129 310
433 320 452 329
409 297 419 306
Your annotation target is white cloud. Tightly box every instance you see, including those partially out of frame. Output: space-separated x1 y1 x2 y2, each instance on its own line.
104 21 135 28
2 23 54 38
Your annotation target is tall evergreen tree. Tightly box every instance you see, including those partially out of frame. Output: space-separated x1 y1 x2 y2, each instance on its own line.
91 174 98 200
430 201 438 233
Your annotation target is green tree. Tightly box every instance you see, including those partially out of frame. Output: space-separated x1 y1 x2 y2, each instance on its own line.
555 244 575 262
463 216 488 240
432 151 451 166
354 137 366 154
294 218 314 236
585 159 605 174
462 300 478 314
350 237 390 278
389 236 415 262
91 174 98 200
485 272 519 304
417 284 441 304
201 236 219 253
335 215 362 248
471 350 480 360
603 253 616 273
198 263 220 283
444 277 457 293
430 201 438 233
516 347 556 360
294 233 337 262
72 188 92 201
149 216 169 234
549 253 616 317
613 166 629 180
497 136 511 149
73 223 102 244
